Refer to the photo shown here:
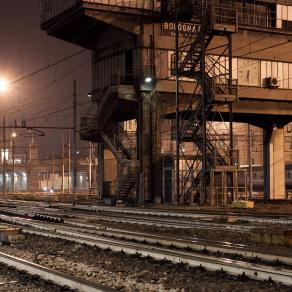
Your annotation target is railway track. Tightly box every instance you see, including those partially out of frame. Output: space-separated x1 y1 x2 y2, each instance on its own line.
0 205 255 232
0 250 116 292
0 214 291 286
3 199 292 222
71 204 292 225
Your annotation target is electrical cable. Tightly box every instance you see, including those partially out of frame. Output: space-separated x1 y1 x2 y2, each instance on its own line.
29 100 90 121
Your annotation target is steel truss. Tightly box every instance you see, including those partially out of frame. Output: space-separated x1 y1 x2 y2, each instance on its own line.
171 0 240 205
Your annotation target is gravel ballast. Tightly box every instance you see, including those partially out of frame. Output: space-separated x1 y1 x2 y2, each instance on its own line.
0 234 290 291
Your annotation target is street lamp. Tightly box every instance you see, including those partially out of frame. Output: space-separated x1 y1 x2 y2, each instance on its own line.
144 76 153 83
11 132 16 194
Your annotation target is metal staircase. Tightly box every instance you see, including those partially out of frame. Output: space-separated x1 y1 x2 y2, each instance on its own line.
171 0 238 204
80 86 118 141
116 167 137 199
80 84 137 200
102 123 137 199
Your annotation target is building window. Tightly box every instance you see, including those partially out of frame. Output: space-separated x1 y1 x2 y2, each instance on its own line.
167 51 292 89
277 5 292 29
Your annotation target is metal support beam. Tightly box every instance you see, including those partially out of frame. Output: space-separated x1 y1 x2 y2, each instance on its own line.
228 33 234 200
175 8 180 204
228 34 233 152
248 124 253 197
200 1 207 205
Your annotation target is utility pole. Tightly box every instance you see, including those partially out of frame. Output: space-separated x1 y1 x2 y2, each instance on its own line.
2 116 6 197
73 79 77 205
61 135 65 194
12 132 16 194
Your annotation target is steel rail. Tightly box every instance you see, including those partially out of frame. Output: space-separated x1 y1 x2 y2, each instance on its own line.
22 227 292 286
71 204 292 225
0 205 254 232
72 211 254 232
67 222 292 266
3 199 292 224
0 215 291 284
0 251 116 292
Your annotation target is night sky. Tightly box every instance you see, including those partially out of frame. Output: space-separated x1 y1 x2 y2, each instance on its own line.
0 0 92 157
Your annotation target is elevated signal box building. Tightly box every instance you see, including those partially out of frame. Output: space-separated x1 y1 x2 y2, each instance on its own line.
41 0 292 205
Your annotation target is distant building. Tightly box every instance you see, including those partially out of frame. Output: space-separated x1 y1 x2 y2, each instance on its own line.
0 138 95 194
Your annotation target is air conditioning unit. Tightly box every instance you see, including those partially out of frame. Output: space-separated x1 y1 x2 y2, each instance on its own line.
265 77 279 88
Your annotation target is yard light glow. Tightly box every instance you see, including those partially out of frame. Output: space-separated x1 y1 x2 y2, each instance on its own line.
0 78 8 92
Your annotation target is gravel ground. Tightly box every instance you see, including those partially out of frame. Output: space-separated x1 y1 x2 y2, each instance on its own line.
0 262 72 291
0 234 290 291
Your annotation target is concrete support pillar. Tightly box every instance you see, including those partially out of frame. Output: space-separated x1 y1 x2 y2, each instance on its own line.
137 93 153 204
263 127 285 201
270 127 285 200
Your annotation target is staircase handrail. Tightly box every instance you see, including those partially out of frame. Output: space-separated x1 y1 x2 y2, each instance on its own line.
117 124 136 158
94 86 115 118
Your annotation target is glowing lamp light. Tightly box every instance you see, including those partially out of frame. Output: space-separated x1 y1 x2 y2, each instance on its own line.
144 76 153 83
0 78 8 92
12 132 16 138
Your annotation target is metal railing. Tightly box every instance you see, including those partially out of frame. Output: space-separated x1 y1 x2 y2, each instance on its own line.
80 116 95 129
211 5 238 28
110 73 134 86
214 149 240 169
238 11 272 28
40 0 79 23
104 126 135 162
117 126 136 158
80 86 114 131
40 0 161 23
210 168 247 206
212 78 238 102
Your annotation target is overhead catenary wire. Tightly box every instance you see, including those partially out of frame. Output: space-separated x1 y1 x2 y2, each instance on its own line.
3 58 91 117
6 77 90 117
29 100 90 122
10 48 88 87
